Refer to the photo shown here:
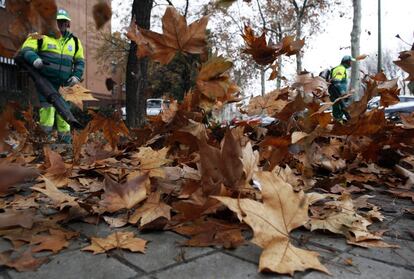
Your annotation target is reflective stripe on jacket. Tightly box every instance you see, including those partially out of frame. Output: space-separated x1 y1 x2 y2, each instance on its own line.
331 64 348 94
19 32 85 88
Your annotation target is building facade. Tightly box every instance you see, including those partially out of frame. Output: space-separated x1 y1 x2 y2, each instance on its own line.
0 0 115 107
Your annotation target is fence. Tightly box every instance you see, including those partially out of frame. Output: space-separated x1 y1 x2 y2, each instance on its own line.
0 56 32 109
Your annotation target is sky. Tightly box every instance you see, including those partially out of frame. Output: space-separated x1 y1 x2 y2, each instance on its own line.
306 0 414 73
111 0 414 94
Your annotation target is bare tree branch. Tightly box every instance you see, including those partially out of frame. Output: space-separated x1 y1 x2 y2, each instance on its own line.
164 0 174 6
184 0 189 17
255 0 280 34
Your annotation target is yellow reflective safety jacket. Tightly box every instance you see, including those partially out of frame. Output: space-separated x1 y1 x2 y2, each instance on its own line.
330 64 348 93
19 32 85 90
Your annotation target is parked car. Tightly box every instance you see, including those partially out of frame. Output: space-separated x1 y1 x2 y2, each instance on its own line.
231 114 278 127
367 95 414 120
120 99 171 120
146 98 170 116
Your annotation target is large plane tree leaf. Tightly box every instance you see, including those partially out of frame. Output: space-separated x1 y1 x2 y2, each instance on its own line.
98 173 149 213
214 172 329 276
129 6 208 64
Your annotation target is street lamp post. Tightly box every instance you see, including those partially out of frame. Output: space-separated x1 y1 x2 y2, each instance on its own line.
377 0 382 72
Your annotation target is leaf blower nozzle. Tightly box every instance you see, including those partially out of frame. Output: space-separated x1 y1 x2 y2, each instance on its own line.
14 54 84 130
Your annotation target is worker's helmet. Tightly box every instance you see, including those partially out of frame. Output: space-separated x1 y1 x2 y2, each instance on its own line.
341 55 355 64
57 9 71 21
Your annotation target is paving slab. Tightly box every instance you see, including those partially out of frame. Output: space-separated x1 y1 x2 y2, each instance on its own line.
8 250 139 279
223 241 261 264
153 251 288 279
292 229 350 252
67 221 117 238
226 228 349 265
113 231 213 273
348 236 414 270
0 238 12 253
385 217 414 240
303 253 414 279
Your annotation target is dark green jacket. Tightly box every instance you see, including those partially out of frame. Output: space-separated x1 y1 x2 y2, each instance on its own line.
19 32 85 91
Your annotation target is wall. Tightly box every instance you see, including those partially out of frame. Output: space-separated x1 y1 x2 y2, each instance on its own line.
0 0 112 96
56 0 112 96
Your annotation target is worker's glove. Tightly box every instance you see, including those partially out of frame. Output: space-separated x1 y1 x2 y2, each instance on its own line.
67 76 80 87
32 58 44 69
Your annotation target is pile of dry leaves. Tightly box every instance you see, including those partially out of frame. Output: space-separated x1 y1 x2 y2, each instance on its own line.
1 4 414 277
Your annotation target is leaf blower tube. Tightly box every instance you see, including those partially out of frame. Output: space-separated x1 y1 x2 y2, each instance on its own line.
14 54 83 129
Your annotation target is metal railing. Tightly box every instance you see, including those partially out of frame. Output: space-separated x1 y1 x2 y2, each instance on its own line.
0 56 30 93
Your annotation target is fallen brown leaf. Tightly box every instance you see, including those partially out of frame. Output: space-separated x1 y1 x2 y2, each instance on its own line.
82 231 147 254
98 173 149 213
129 191 171 230
0 209 35 229
0 249 48 272
214 172 329 275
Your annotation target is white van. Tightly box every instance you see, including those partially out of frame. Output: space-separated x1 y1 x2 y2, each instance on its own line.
146 98 170 116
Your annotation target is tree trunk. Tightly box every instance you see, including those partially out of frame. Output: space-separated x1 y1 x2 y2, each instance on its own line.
409 42 414 95
125 0 153 128
295 20 303 74
260 66 266 96
350 0 362 100
276 25 283 89
276 57 282 89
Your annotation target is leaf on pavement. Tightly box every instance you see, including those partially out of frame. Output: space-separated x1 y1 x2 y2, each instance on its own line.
0 165 39 197
213 172 329 275
88 111 129 149
241 142 260 183
0 209 36 229
198 130 244 194
98 173 149 213
42 147 70 187
82 231 147 254
129 191 171 230
173 218 245 249
32 178 79 210
346 238 399 248
103 215 128 228
131 147 172 177
0 249 49 272
306 194 382 242
31 229 78 253
387 189 414 202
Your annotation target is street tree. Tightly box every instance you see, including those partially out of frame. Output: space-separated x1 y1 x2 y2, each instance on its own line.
125 0 154 128
350 0 362 98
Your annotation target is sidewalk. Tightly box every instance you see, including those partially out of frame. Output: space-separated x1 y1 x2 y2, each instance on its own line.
0 192 413 279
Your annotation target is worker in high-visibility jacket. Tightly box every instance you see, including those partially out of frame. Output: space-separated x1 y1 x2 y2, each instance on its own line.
328 55 355 123
18 8 85 143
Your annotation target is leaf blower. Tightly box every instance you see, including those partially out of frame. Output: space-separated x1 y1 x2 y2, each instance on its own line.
14 54 83 129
